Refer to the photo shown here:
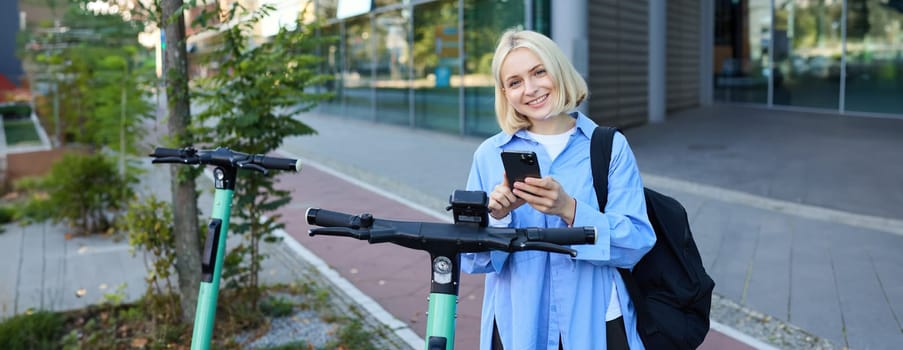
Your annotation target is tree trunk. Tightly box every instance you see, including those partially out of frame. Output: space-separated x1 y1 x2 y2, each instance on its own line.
161 0 201 324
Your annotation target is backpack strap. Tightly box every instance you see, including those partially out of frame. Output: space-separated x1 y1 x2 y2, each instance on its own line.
590 126 656 339
590 126 616 211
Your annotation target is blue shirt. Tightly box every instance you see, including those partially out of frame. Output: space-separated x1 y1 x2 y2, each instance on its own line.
461 112 656 350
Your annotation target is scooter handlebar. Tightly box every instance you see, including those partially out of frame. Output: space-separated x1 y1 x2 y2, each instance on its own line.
306 207 596 256
150 147 187 158
254 154 301 172
306 208 366 229
522 227 596 245
149 147 300 174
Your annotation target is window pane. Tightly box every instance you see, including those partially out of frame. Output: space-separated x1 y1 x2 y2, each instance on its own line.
320 23 343 115
413 0 460 133
463 0 525 136
774 0 843 109
344 16 373 120
713 0 771 104
844 0 903 114
374 9 412 125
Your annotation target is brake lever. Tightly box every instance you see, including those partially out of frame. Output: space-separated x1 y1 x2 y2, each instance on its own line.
517 241 577 257
308 227 371 240
238 162 269 175
471 234 517 252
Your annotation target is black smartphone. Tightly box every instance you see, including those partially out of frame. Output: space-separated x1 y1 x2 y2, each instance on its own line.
501 150 541 186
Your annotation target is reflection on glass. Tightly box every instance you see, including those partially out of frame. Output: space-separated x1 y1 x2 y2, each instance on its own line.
344 16 373 120
774 0 843 109
413 0 460 133
317 0 338 20
844 0 903 114
373 10 411 125
713 0 771 104
319 24 343 115
463 0 525 136
375 0 402 7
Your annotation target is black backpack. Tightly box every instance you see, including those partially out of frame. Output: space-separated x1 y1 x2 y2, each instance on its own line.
591 126 715 349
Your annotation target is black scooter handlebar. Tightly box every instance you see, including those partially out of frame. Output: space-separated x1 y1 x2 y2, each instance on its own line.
306 207 596 256
150 147 301 174
306 208 370 229
522 227 596 245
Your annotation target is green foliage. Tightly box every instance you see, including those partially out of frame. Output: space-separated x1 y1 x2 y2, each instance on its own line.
0 310 65 350
192 3 331 300
12 176 55 224
20 1 154 155
0 206 17 225
258 341 313 350
123 195 183 325
325 319 379 350
259 296 295 318
0 103 32 118
15 153 135 235
101 283 129 306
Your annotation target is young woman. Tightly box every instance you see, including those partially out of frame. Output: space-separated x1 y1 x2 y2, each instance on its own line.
461 29 656 350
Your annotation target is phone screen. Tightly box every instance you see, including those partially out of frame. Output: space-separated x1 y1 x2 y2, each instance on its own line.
501 150 541 186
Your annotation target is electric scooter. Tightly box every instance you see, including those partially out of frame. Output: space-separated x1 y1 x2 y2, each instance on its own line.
150 147 301 350
307 190 597 350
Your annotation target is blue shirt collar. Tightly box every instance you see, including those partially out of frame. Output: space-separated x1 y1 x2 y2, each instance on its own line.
491 111 598 148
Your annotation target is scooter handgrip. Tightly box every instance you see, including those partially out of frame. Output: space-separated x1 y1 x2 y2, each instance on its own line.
150 147 184 158
306 208 360 228
256 155 301 172
525 227 596 245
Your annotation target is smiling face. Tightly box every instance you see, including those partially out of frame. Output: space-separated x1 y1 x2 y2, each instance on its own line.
500 48 558 123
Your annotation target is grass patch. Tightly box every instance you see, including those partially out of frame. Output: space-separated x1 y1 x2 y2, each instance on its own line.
3 119 41 145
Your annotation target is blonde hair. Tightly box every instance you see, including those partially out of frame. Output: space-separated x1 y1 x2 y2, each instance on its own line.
491 29 588 134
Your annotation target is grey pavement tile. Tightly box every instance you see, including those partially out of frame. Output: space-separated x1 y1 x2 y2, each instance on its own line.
15 224 52 313
686 199 730 272
870 248 903 337
0 225 24 318
744 215 793 322
832 247 903 350
707 204 760 303
789 223 846 347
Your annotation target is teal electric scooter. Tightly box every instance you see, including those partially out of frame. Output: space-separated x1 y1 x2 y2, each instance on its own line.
307 190 596 350
150 147 301 350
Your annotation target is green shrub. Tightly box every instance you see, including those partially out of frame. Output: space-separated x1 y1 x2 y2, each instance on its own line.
16 153 135 235
0 310 64 350
0 206 15 224
259 296 295 318
0 103 31 119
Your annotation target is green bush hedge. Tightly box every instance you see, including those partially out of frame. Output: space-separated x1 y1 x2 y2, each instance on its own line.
0 103 32 119
0 310 64 350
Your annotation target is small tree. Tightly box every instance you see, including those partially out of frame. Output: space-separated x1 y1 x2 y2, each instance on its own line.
193 3 331 302
124 195 182 327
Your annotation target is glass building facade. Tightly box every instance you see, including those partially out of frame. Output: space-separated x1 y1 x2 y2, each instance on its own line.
310 0 900 138
315 0 538 137
714 0 903 115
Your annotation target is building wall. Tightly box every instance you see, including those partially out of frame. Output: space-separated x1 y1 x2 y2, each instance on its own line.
0 1 23 86
587 0 650 127
667 0 702 113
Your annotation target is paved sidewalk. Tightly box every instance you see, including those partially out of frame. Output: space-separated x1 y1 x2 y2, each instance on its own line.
276 105 903 349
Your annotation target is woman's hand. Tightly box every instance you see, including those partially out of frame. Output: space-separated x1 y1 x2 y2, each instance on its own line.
487 174 526 219
512 176 577 225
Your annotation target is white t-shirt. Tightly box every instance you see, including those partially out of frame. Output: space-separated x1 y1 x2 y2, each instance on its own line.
526 127 623 321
